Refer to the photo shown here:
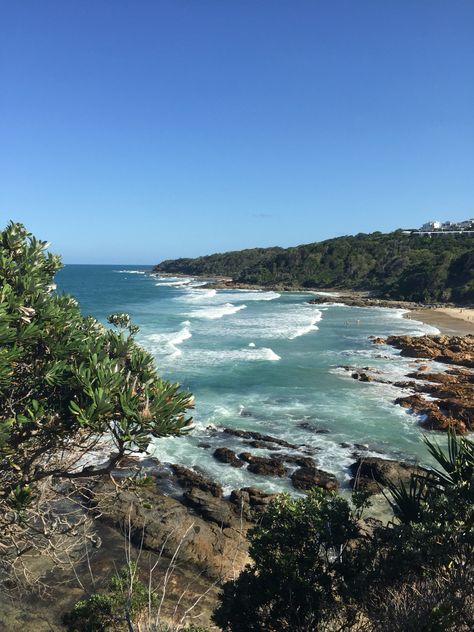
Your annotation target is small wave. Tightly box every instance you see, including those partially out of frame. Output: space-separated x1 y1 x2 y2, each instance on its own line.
114 269 147 274
178 288 218 302
144 321 192 357
223 291 281 302
288 310 323 339
186 346 281 364
312 291 341 297
187 303 247 320
155 279 193 287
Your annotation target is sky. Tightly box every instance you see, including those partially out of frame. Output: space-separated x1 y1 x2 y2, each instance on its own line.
1 1 473 264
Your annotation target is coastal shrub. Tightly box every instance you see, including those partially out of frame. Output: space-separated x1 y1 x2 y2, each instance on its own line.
212 488 369 631
213 433 474 631
0 221 194 586
63 563 151 631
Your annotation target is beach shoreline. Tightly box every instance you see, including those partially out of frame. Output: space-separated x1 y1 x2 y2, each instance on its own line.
151 271 474 336
403 307 474 336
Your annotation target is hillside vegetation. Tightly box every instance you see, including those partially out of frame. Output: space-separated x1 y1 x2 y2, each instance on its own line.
154 231 474 303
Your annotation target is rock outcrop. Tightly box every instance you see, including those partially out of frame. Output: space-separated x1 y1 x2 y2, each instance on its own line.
291 467 338 491
349 457 426 494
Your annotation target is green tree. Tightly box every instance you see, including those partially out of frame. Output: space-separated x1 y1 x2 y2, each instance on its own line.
0 222 193 585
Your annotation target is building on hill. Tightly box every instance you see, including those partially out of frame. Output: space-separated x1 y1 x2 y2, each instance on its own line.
413 218 474 235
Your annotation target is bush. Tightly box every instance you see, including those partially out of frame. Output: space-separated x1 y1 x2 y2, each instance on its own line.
213 433 474 631
0 222 194 583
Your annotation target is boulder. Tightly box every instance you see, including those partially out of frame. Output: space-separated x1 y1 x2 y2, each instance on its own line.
170 464 223 497
290 467 338 491
238 452 286 477
349 457 426 494
229 487 277 521
213 447 244 468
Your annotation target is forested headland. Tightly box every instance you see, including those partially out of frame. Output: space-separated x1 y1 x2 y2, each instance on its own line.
154 231 474 304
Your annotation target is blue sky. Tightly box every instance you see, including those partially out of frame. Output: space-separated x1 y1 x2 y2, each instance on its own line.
1 1 473 263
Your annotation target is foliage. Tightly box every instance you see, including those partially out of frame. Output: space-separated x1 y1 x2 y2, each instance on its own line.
0 222 193 579
213 433 474 631
213 489 366 631
155 231 474 303
63 563 151 631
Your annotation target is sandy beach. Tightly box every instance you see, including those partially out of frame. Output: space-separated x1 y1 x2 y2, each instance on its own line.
405 307 474 336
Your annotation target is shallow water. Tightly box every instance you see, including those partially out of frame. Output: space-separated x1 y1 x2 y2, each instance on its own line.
56 265 442 493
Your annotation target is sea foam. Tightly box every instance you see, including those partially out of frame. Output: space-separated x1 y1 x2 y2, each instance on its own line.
144 321 192 357
187 303 247 320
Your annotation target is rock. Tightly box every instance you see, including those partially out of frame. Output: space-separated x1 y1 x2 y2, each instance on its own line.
352 372 373 382
92 477 250 581
291 467 338 491
372 337 386 345
349 457 426 494
229 487 277 521
182 488 237 528
297 421 330 433
213 447 244 468
386 334 474 368
245 440 281 449
238 452 286 477
170 464 223 498
275 454 316 468
223 427 299 449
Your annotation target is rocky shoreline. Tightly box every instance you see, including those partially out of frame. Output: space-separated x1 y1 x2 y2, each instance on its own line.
344 334 474 434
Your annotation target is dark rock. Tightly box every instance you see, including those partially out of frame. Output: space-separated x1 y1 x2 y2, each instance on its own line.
238 452 286 477
349 457 426 494
245 440 281 450
291 467 338 491
213 447 244 468
297 421 330 433
229 487 277 521
275 454 316 468
182 488 237 528
170 464 223 498
222 428 299 449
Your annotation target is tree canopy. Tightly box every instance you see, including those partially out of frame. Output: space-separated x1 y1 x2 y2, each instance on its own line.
155 231 474 303
0 221 193 584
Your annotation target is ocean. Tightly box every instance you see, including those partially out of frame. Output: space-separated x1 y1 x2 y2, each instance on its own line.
56 264 442 493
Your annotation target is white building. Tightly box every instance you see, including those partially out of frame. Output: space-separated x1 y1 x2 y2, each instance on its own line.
420 220 442 231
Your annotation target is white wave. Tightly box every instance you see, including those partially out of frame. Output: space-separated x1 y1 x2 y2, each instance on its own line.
155 279 193 287
178 288 217 302
114 269 147 274
187 303 247 320
144 321 192 357
182 346 281 365
288 310 322 339
223 291 281 302
234 305 322 340
312 290 341 297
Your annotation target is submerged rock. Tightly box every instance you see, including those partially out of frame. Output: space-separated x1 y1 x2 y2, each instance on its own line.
222 427 300 449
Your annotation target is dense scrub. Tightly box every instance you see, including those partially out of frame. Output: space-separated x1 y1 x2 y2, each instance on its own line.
155 231 474 303
213 433 474 631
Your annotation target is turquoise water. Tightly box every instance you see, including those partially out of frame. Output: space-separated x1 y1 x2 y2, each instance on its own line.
56 265 441 493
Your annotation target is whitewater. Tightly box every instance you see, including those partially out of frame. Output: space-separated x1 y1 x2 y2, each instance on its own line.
56 265 442 494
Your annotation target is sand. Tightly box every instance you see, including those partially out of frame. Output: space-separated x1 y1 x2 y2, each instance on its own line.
405 308 474 336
